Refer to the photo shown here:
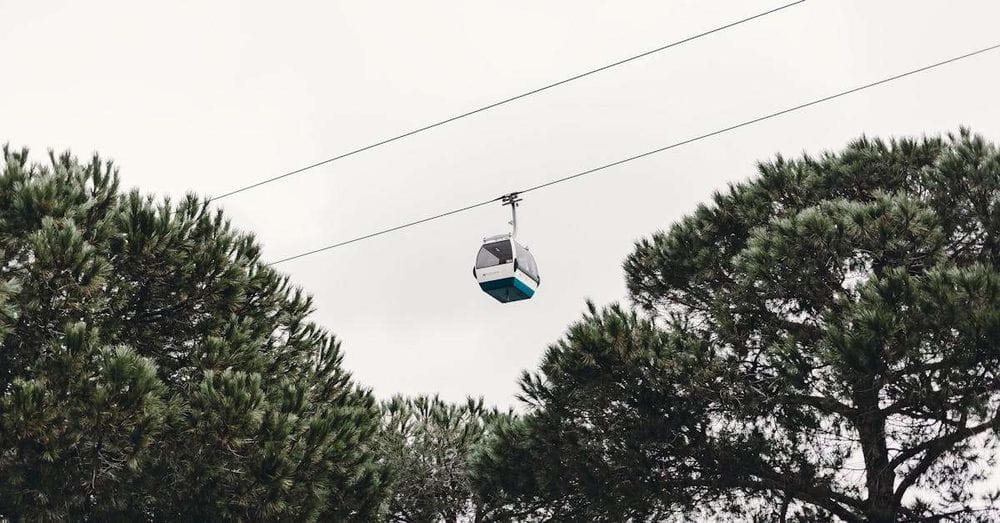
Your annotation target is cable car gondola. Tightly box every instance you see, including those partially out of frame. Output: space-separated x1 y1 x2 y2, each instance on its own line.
473 193 539 303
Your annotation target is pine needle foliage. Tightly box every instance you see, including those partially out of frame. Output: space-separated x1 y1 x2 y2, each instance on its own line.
474 130 1000 522
378 395 511 523
0 146 387 520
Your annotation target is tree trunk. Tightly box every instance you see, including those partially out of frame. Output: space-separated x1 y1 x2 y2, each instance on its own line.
854 378 896 523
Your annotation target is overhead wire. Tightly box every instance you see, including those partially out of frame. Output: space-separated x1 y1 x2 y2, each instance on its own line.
516 43 1000 195
268 197 502 265
267 42 1000 266
209 0 806 202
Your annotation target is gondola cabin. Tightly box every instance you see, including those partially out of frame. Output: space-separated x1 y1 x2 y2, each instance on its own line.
474 234 539 303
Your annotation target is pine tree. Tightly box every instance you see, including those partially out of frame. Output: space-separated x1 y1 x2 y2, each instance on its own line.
378 395 510 523
474 130 1000 522
0 146 387 520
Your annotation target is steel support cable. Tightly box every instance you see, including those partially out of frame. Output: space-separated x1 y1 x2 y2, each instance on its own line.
211 1 806 202
268 42 1000 266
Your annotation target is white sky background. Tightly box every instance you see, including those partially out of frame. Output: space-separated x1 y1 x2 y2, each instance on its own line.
3 1 1000 409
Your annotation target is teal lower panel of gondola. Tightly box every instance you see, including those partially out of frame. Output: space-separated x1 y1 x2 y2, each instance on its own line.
480 277 535 303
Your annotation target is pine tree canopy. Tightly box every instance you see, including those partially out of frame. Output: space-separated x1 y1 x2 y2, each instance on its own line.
0 146 387 520
474 130 1000 522
378 395 511 522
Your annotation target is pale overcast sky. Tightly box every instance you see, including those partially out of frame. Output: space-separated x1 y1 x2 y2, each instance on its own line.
3 1 1000 407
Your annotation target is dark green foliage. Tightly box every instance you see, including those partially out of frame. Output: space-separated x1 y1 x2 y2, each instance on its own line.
474 303 716 522
0 147 387 520
476 130 1000 522
378 395 511 522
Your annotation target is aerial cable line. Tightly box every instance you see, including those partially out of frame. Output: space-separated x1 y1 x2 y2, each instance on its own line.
268 42 1000 267
209 0 806 202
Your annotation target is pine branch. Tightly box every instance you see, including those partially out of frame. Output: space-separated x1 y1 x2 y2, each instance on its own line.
891 409 1000 505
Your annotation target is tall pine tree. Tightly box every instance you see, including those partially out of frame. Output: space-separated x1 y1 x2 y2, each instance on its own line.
475 130 1000 522
378 395 510 522
0 146 386 520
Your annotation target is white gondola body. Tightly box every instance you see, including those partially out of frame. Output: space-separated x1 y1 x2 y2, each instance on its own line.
474 234 539 303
